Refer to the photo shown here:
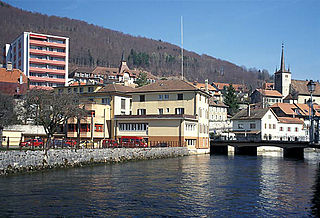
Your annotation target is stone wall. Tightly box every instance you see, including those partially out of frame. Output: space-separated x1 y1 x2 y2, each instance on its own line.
0 147 189 176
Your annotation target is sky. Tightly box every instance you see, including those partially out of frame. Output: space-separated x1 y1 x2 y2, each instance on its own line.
3 0 320 81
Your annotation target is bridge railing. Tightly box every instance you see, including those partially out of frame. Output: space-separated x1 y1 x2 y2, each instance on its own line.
211 135 309 142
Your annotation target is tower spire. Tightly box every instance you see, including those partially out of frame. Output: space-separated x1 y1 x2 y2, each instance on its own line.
280 43 285 72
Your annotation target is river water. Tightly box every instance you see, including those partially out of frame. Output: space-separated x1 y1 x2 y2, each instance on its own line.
1 152 320 217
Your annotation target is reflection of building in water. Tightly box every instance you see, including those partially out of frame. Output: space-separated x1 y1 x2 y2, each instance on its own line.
311 166 320 217
259 157 316 214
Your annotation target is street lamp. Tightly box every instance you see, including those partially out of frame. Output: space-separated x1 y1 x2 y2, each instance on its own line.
307 80 316 143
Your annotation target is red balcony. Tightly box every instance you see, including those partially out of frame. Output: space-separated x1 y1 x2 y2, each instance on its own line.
30 39 66 49
29 76 65 84
29 67 66 75
30 49 66 58
29 58 65 66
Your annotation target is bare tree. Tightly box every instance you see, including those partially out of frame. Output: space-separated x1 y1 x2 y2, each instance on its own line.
0 94 18 147
22 89 87 152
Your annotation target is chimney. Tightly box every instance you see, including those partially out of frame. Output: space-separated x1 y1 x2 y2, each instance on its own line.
6 62 12 71
247 104 251 117
205 79 208 92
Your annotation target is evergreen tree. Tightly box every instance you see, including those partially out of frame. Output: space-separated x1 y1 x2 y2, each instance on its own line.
135 72 150 87
223 84 239 115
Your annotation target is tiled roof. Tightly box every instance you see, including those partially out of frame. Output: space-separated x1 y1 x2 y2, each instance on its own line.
131 80 207 93
212 82 247 92
98 83 135 93
209 97 228 107
29 85 54 90
0 68 28 95
291 80 320 96
0 68 27 83
191 82 218 92
256 89 283 97
231 108 270 120
278 117 304 124
270 103 297 115
295 103 320 117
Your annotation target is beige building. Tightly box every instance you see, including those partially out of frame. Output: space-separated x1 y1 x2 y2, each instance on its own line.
55 83 134 142
114 80 211 151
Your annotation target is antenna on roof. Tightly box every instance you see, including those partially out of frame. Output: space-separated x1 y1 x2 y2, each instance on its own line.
181 16 184 81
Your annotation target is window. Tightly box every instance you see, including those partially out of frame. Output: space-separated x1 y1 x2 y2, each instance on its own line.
268 115 271 119
88 87 94 93
102 98 111 105
73 88 78 93
119 123 147 131
177 93 183 100
250 123 256 129
265 123 267 129
140 95 145 102
58 89 63 94
269 124 272 129
199 108 202 117
95 124 103 132
273 124 276 129
80 87 83 93
175 108 184 115
158 95 163 100
67 88 71 93
238 124 244 129
164 94 169 100
166 108 170 113
158 108 163 115
280 127 283 131
288 127 291 132
137 109 146 115
121 99 126 110
295 127 298 132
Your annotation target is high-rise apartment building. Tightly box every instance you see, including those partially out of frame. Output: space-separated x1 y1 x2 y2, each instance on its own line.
3 32 69 88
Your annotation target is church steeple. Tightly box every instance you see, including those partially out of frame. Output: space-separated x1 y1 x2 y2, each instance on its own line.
280 43 285 72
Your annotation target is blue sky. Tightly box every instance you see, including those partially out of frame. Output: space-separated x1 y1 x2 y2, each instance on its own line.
4 0 320 80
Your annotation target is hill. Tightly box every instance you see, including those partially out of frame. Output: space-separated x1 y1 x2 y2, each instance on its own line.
0 1 271 87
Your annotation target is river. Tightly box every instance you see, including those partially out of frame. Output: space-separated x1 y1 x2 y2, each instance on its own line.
0 152 320 217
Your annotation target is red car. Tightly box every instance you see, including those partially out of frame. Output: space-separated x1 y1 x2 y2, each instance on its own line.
65 139 77 147
20 139 43 147
119 136 148 148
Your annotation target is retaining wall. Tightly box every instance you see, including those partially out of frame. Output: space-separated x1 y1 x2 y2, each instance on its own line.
0 147 189 176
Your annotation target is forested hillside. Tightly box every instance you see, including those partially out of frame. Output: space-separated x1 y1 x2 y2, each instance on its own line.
0 1 271 87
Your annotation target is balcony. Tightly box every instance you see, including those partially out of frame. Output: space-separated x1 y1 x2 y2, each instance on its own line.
29 76 65 84
30 49 66 58
30 39 66 49
29 58 65 66
29 67 65 75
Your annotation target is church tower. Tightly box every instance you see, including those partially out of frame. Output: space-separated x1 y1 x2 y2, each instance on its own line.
274 44 291 98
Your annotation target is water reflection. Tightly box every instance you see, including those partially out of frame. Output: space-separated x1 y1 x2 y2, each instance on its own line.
0 155 318 217
312 164 320 217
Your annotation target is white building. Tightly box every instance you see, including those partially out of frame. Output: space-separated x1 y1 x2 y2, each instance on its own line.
3 32 69 88
208 98 231 135
231 107 306 141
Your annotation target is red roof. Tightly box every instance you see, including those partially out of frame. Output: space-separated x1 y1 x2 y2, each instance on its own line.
0 68 28 95
256 89 283 97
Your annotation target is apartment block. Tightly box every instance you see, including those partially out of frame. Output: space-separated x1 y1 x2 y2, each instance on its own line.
3 32 69 88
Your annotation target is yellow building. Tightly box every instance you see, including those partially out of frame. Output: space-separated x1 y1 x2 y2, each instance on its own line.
55 83 134 142
114 80 211 150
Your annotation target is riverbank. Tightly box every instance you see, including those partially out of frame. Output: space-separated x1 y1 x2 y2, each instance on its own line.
0 147 190 176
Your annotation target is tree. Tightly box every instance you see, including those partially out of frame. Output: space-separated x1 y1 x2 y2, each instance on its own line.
135 72 150 87
22 89 87 151
223 84 239 115
0 94 18 147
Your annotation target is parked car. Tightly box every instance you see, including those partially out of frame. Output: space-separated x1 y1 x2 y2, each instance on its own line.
102 139 119 148
119 136 148 148
79 140 94 148
65 139 77 147
19 139 43 147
